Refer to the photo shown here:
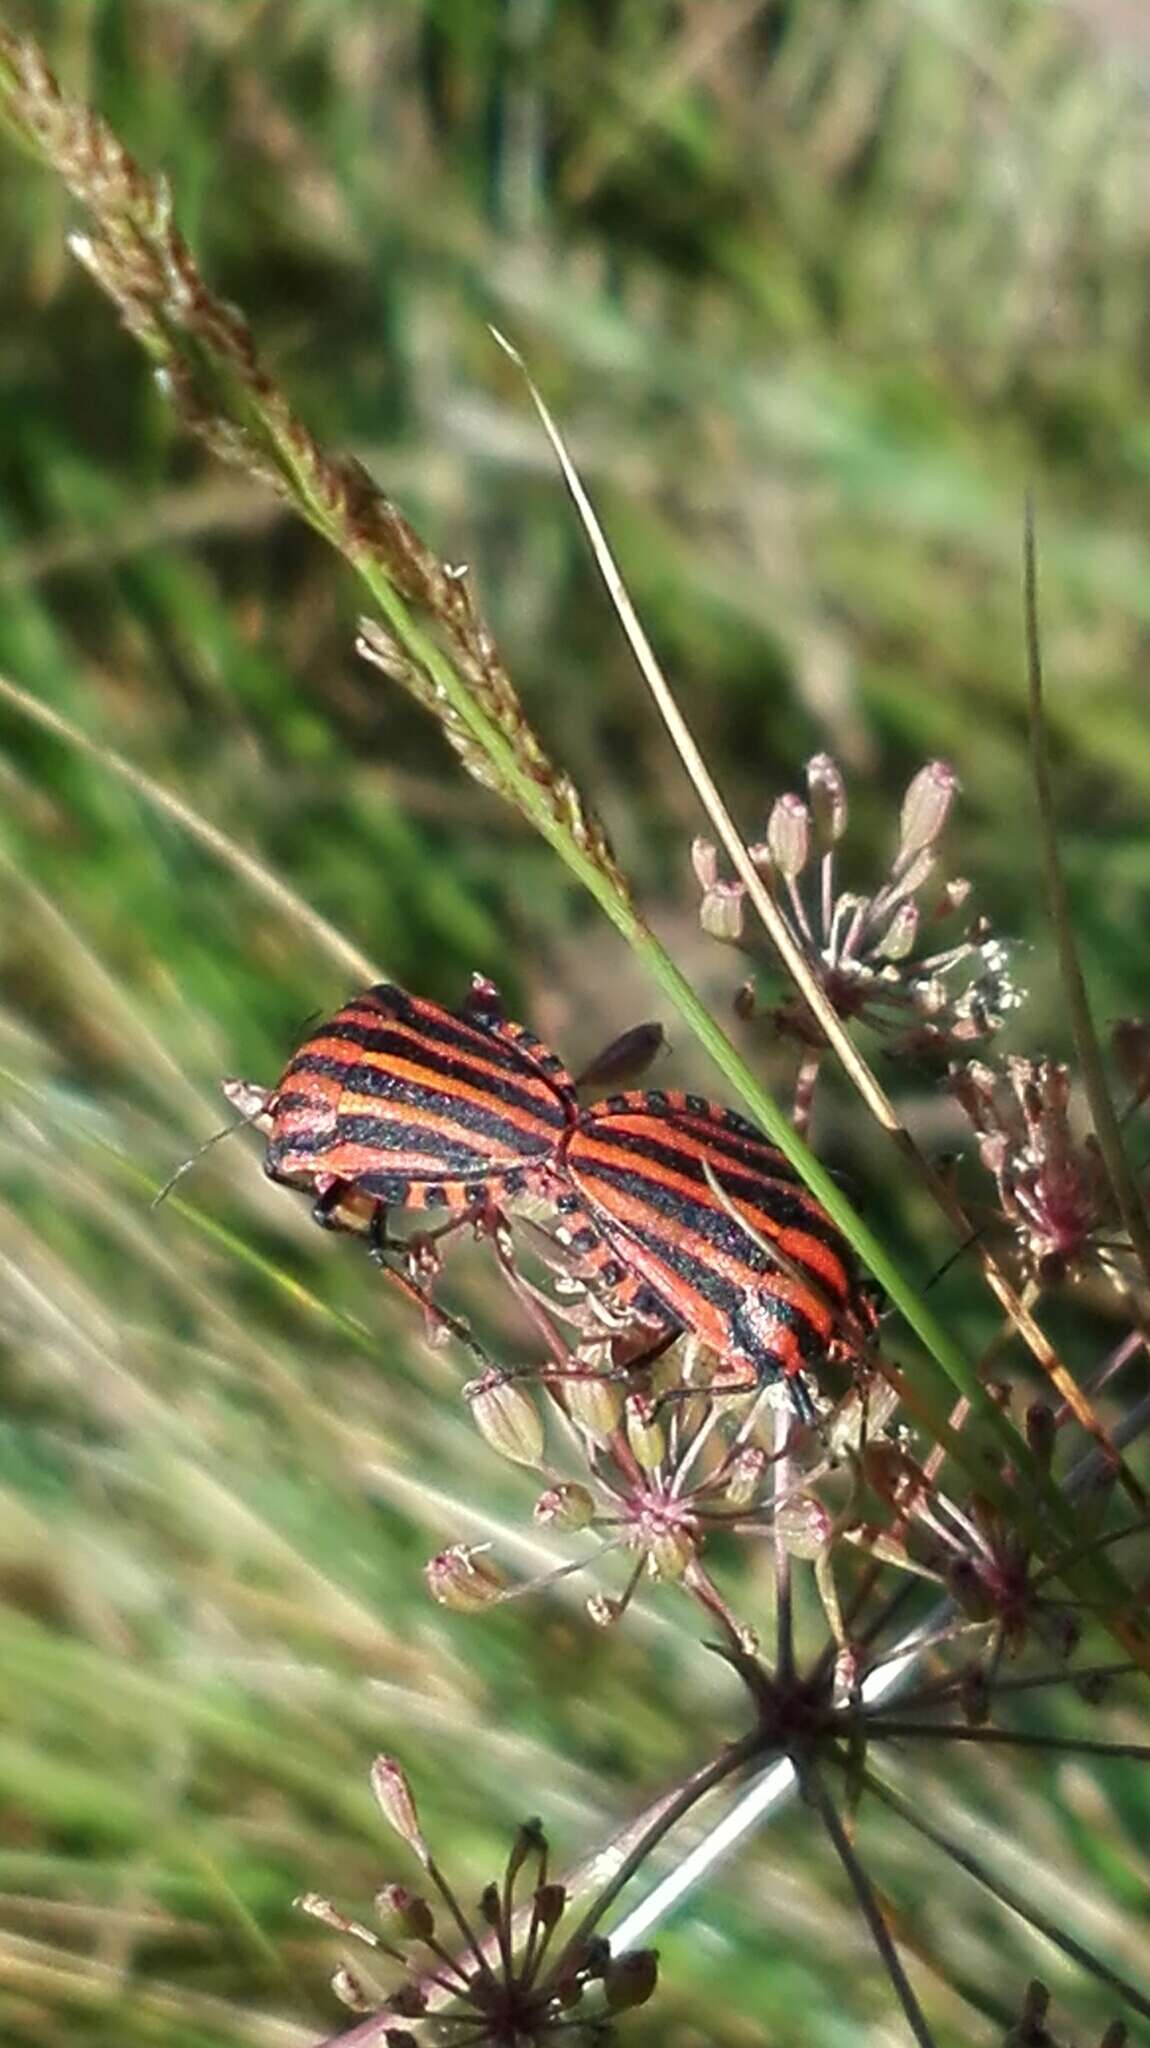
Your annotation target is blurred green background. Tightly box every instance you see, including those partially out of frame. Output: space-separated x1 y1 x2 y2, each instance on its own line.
2 1 1150 2043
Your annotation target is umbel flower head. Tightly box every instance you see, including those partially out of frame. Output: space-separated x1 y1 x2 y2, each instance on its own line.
299 1757 658 2045
436 1337 827 1653
855 1403 1080 1668
693 755 1023 1059
949 1056 1113 1284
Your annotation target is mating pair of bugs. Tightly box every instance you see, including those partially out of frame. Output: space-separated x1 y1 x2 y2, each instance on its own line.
244 977 878 1419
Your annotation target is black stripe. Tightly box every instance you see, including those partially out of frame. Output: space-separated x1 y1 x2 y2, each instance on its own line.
592 1207 825 1373
571 1139 851 1278
581 1107 805 1184
294 1031 567 1127
575 1155 834 1290
331 1107 527 1170
335 1074 556 1155
272 1087 334 1117
326 1005 570 1098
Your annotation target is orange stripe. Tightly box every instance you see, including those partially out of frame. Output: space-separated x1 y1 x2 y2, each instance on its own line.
335 1084 549 1156
307 1026 562 1110
570 1135 848 1305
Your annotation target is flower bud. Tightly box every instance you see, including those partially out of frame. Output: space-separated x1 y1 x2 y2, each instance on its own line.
625 1393 665 1470
723 1445 767 1508
898 761 957 863
774 1492 831 1561
385 1983 429 2018
807 754 847 848
296 1893 377 1943
533 1881 567 1934
1025 1400 1056 1471
875 899 919 963
575 1934 611 1982
1045 1603 1082 1661
890 844 937 904
375 1885 435 1943
331 1964 377 2013
766 793 811 879
604 1947 659 2012
468 1372 545 1466
645 1526 695 1581
370 1758 429 1865
700 881 745 943
958 1663 991 1726
946 1555 993 1622
478 1881 501 1927
505 1815 547 1889
425 1544 507 1613
534 1482 596 1530
563 1359 624 1441
1019 1980 1050 2032
1112 1016 1150 1108
862 1441 922 1507
576 1021 666 1093
691 836 718 891
933 875 971 921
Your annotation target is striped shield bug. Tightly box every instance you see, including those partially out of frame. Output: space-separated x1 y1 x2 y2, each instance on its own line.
547 1089 876 1418
252 978 870 1416
263 977 579 1243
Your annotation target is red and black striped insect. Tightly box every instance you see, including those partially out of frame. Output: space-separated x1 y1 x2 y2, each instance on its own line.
263 978 579 1247
259 979 873 1413
544 1090 876 1419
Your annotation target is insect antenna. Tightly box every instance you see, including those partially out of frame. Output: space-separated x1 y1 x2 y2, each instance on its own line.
151 1087 274 1209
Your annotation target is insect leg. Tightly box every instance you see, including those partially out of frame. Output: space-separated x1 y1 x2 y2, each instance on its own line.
312 1179 354 1231
365 1203 499 1371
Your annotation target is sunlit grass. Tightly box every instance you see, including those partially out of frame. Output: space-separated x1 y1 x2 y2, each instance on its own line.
1 3 1149 2044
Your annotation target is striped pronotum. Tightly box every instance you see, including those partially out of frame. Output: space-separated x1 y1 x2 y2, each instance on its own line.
264 979 577 1225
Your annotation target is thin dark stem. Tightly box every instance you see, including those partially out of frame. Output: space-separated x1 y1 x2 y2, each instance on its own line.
865 1719 1150 1762
882 1657 1137 1716
975 1660 1137 1696
812 1573 922 1692
801 1762 938 2048
561 1730 761 1960
1031 1512 1150 1591
426 1858 499 1990
859 1620 988 1688
861 1769 1150 2025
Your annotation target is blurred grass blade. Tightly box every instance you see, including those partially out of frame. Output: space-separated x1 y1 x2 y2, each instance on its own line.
0 669 381 984
863 1769 1150 2026
1024 498 1150 1293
